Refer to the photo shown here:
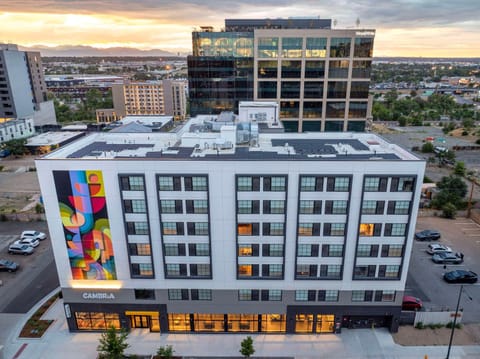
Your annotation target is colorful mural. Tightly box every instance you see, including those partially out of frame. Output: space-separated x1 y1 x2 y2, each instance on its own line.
54 170 117 280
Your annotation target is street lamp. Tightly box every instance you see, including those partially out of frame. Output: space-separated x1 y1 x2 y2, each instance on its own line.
446 285 473 359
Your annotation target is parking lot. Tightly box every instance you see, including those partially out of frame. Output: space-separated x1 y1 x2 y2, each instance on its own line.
406 216 480 322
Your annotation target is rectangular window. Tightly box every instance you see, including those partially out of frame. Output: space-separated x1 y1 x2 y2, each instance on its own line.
325 200 348 214
361 200 384 215
158 176 174 191
134 289 155 300
238 264 259 277
387 201 410 215
238 244 259 257
359 223 382 236
263 223 284 236
164 243 186 256
263 264 283 278
357 244 379 257
131 263 153 276
322 244 343 257
124 199 146 213
375 290 395 302
168 289 189 300
379 265 400 278
391 177 414 192
187 222 209 235
384 223 407 236
186 200 208 214
324 223 345 236
238 223 259 236
129 243 152 256
297 244 319 257
126 222 149 235
306 37 327 57
263 244 284 257
237 176 260 191
326 177 350 192
319 264 342 278
191 289 212 301
295 290 316 301
381 244 403 257
192 176 207 191
318 290 339 302
238 200 259 214
296 264 317 278
300 176 322 191
352 290 373 302
160 200 182 214
354 265 376 278
364 177 387 192
162 222 184 235
263 176 286 191
269 200 285 214
191 263 211 276
299 200 322 214
120 175 144 191
239 289 259 301
261 289 282 301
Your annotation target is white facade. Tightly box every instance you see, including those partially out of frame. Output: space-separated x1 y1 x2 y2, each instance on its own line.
36 125 424 334
0 118 35 143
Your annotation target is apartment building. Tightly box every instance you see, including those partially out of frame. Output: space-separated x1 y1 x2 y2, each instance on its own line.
109 80 187 121
188 18 375 132
36 117 424 335
0 44 48 119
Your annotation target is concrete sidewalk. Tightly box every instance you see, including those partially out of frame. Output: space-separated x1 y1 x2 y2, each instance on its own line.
2 289 480 359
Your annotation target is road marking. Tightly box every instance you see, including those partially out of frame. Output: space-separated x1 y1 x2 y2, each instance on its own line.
13 343 28 359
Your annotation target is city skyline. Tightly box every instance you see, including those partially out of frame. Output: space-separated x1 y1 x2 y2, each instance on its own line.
1 0 479 57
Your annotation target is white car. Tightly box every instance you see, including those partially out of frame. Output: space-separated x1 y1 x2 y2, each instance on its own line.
14 237 40 248
21 230 47 241
426 243 452 255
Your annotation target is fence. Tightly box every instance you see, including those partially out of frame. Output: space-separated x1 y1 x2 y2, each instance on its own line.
0 213 45 222
414 310 463 326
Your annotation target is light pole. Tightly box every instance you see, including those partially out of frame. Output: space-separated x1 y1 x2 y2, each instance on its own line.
446 285 473 359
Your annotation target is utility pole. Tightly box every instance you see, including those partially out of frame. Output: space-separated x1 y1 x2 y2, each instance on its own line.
446 285 463 359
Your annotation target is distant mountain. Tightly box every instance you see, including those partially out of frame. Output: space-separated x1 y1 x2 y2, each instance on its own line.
18 45 190 57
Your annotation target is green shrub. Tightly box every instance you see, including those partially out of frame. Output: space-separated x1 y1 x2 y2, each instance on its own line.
156 345 174 358
415 322 425 329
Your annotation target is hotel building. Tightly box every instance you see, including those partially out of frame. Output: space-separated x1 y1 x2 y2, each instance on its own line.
188 18 375 132
36 114 424 335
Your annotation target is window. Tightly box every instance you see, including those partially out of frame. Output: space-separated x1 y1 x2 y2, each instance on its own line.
295 290 316 301
190 176 208 191
319 264 342 278
354 265 376 278
158 176 178 191
354 38 374 57
239 289 259 301
298 223 320 236
282 37 303 58
325 200 348 214
263 223 284 236
318 290 339 302
387 201 410 215
297 244 319 257
384 223 407 236
361 200 384 215
326 177 350 192
190 264 211 277
330 37 351 58
126 222 149 235
306 37 327 57
263 176 286 191
187 222 209 235
191 289 212 301
296 264 317 278
134 289 155 300
238 264 259 277
322 244 343 257
238 244 259 257
261 289 282 301
164 243 186 256
238 200 259 214
262 244 283 257
162 222 184 235
299 200 322 214
168 289 189 300
238 223 259 236
160 200 182 214
258 37 279 58
379 265 400 278
166 263 187 277
120 175 144 191
263 200 285 214
381 244 403 257
352 290 373 302
262 264 283 278
128 243 152 256
357 244 379 257
364 177 387 192
124 199 146 213
359 223 382 236
189 243 210 256
300 176 323 191
186 200 208 214
391 177 414 192
131 263 153 276
375 290 395 302
324 223 345 236
237 176 260 191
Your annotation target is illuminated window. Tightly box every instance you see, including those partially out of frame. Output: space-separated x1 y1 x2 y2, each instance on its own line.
298 223 314 236
282 37 303 58
261 314 286 332
238 223 259 236
359 223 381 236
129 243 152 256
238 264 254 277
168 313 190 332
306 37 327 57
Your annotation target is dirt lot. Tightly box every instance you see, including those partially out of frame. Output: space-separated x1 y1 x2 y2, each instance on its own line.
394 323 480 346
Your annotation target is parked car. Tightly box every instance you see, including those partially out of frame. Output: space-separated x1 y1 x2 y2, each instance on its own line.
443 270 478 284
402 295 423 311
21 230 47 241
8 243 34 255
426 243 452 255
14 237 40 248
415 229 441 241
432 252 464 264
0 259 19 272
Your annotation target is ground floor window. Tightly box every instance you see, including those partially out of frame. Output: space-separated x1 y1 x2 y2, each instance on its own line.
75 312 120 330
228 314 258 332
194 313 225 332
261 314 286 332
295 313 335 333
168 313 191 332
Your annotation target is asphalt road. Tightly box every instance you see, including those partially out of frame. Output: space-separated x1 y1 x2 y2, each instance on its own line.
405 216 480 323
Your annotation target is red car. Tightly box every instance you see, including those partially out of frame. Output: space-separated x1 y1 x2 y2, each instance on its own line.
402 295 423 311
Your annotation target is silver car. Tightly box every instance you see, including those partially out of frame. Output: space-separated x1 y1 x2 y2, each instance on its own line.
8 243 34 255
432 252 463 264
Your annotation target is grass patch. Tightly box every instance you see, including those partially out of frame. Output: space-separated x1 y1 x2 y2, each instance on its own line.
19 292 60 338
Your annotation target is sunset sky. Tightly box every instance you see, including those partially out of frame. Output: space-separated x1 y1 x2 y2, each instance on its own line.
1 0 479 57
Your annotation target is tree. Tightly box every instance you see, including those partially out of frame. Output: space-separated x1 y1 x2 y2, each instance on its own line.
97 326 129 359
156 345 174 359
2 139 27 156
442 202 457 219
432 175 468 210
454 161 466 176
240 336 255 358
421 142 434 153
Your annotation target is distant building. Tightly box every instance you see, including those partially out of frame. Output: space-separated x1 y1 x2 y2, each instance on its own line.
188 18 375 132
98 80 188 123
0 117 35 144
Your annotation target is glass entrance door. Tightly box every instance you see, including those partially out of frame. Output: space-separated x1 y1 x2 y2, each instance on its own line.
132 315 150 329
125 311 160 332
